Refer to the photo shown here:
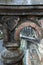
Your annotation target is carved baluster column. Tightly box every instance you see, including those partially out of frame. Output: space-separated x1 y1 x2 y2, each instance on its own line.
1 16 24 65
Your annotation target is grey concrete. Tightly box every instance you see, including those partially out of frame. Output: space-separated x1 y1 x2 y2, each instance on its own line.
0 0 43 5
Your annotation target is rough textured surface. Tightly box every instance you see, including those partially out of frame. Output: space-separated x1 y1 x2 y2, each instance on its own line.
0 0 43 5
0 5 43 65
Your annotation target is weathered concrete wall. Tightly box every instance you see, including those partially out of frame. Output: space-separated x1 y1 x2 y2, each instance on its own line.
0 0 43 5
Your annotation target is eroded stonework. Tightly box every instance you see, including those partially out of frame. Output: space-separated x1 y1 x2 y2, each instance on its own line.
0 15 43 65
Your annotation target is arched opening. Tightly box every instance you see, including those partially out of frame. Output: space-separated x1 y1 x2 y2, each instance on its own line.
14 21 41 42
14 21 41 65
